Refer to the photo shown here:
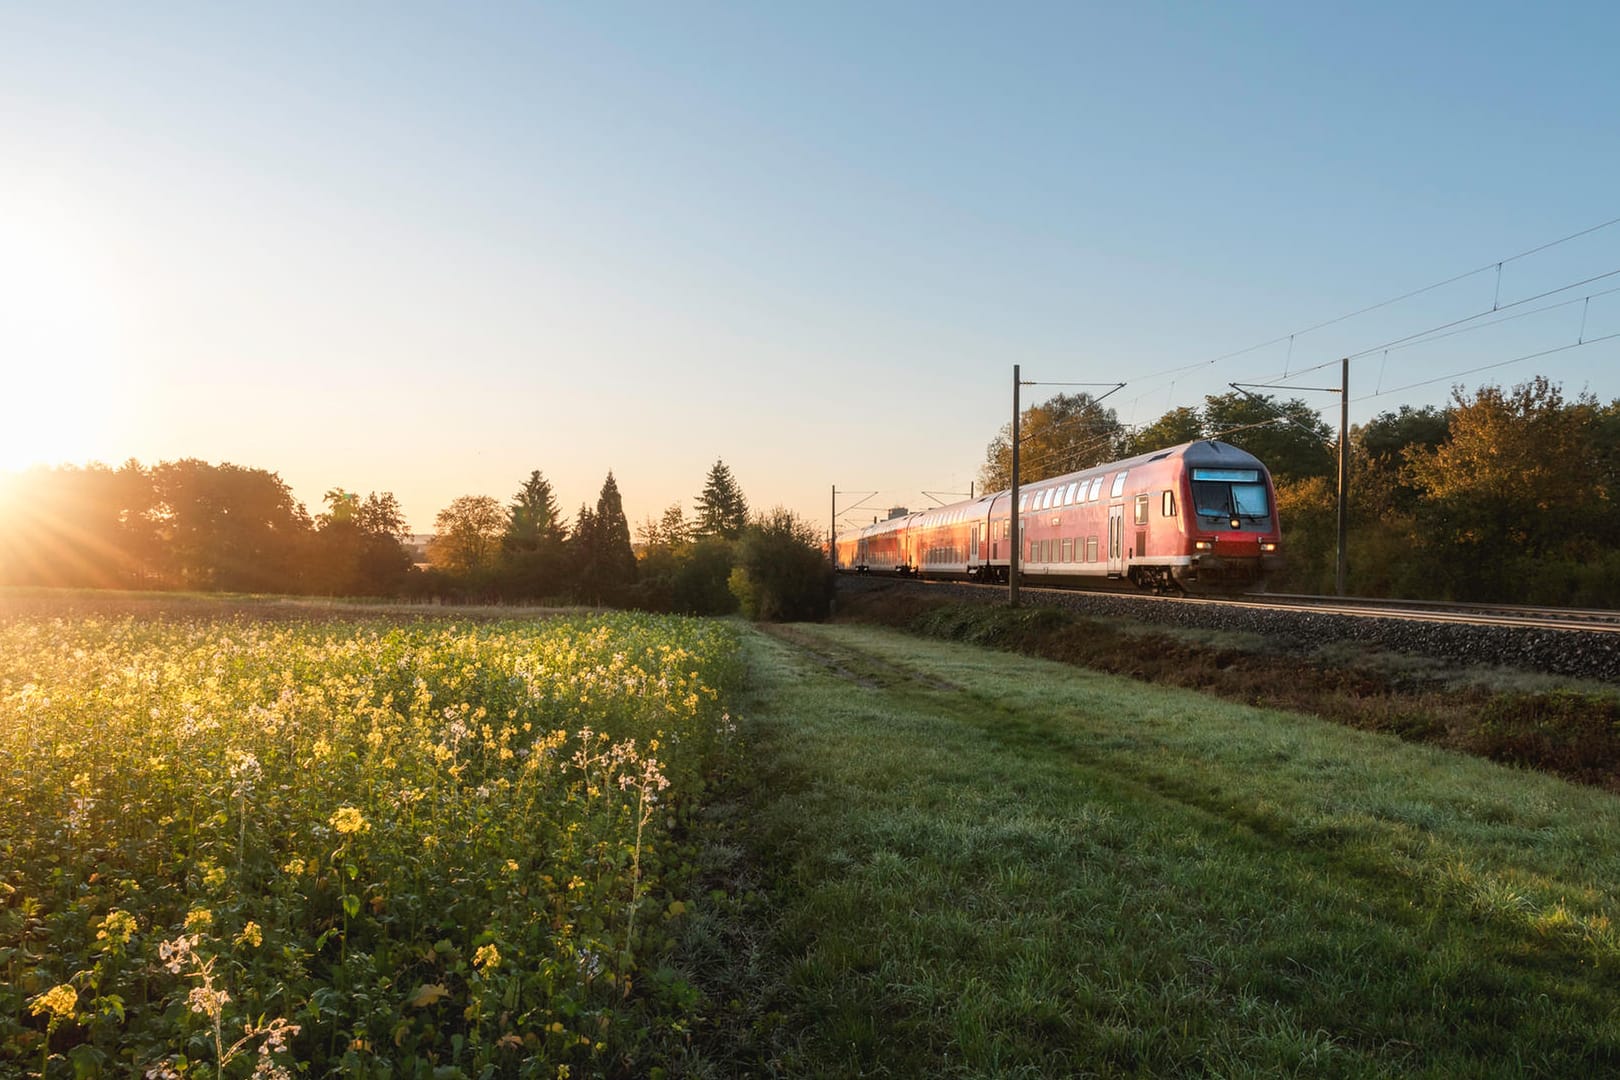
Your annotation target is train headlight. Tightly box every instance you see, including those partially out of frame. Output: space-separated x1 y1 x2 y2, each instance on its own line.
1260 541 1278 553
1194 540 1214 552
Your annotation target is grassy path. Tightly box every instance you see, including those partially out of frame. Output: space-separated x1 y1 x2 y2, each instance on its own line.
684 622 1620 1077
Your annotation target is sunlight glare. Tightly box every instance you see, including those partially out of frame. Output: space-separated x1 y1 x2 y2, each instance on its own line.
0 199 133 471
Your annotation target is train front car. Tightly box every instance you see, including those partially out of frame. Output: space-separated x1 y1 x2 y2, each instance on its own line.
1158 441 1283 592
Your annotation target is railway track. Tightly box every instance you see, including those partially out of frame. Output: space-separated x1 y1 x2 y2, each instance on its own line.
837 574 1620 681
1205 592 1620 635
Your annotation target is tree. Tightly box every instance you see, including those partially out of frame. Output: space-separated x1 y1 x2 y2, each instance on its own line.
500 471 569 598
429 495 506 576
980 393 1125 491
730 508 834 621
0 461 154 588
1201 392 1335 485
1124 406 1205 457
312 489 412 596
693 460 749 540
573 472 637 604
503 471 566 552
149 459 310 591
636 503 689 549
1403 377 1598 555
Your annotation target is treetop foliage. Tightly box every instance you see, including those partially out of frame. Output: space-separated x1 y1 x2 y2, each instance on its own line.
429 494 506 575
981 393 1125 491
693 459 749 540
572 471 638 604
0 459 412 596
504 470 566 552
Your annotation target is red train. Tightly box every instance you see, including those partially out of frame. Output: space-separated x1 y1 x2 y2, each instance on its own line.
834 440 1283 593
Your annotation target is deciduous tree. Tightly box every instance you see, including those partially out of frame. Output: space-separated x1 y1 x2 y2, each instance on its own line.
980 393 1125 491
429 495 506 576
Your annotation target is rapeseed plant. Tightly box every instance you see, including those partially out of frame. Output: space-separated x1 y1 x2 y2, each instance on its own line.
0 611 740 1074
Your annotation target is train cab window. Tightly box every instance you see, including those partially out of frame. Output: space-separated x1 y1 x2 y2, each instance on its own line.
1162 490 1177 517
1088 477 1104 501
1190 467 1270 526
1110 471 1129 499
1134 494 1149 525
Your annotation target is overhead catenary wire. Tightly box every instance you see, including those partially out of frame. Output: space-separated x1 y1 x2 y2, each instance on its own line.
1104 215 1620 431
1353 331 1620 403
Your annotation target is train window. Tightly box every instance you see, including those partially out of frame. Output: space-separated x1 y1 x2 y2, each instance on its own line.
1086 537 1098 562
1162 490 1176 517
1134 495 1149 525
1088 477 1103 501
1063 538 1074 562
1111 471 1129 498
1018 494 1028 511
1040 489 1053 510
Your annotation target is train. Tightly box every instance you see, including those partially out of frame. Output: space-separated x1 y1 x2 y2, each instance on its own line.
833 439 1283 593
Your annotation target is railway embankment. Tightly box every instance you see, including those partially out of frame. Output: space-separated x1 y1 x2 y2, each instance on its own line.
833 576 1620 792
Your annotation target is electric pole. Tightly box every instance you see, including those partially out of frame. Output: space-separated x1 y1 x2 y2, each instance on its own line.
1337 357 1349 597
1010 364 1021 607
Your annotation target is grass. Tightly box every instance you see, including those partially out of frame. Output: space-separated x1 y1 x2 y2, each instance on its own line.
679 622 1620 1077
836 588 1620 791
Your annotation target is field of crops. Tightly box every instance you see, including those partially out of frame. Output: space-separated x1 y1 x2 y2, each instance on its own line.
0 610 741 1078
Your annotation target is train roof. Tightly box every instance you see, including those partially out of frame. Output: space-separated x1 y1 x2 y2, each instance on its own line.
988 439 1267 500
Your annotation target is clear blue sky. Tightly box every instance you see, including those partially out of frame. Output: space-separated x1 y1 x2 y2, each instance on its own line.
3 1 1617 534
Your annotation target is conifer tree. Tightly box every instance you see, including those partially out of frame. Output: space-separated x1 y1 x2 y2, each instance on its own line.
499 470 568 598
503 470 566 552
573 473 637 604
693 459 749 540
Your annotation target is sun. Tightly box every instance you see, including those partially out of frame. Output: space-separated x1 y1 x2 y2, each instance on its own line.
0 200 132 472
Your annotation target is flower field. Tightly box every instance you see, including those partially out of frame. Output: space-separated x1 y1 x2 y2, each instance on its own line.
0 611 742 1078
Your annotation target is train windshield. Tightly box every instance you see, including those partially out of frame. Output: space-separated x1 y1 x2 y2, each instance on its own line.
1190 468 1270 523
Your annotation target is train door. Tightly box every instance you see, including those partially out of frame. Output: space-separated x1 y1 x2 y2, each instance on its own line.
1108 505 1124 576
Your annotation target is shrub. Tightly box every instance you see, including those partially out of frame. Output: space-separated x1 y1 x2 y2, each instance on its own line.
730 508 834 622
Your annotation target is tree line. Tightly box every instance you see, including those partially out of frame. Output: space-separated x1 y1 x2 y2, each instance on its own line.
0 458 833 618
983 375 1620 606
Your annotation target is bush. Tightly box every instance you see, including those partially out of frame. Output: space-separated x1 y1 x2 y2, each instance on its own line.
730 508 834 621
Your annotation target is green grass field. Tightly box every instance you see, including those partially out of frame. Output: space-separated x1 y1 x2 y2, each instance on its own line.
682 622 1620 1077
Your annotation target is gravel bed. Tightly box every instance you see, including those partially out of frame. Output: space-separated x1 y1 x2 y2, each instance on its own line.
837 576 1620 684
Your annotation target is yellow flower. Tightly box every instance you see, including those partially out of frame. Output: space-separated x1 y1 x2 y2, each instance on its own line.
329 806 369 835
235 921 263 948
185 908 213 932
474 943 500 970
29 984 77 1021
96 909 137 946
282 856 307 876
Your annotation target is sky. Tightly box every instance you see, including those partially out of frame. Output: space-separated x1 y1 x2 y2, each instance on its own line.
3 2 1618 536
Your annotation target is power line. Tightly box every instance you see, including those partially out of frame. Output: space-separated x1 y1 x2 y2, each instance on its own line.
1353 331 1620 403
1236 266 1620 394
1130 213 1620 387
